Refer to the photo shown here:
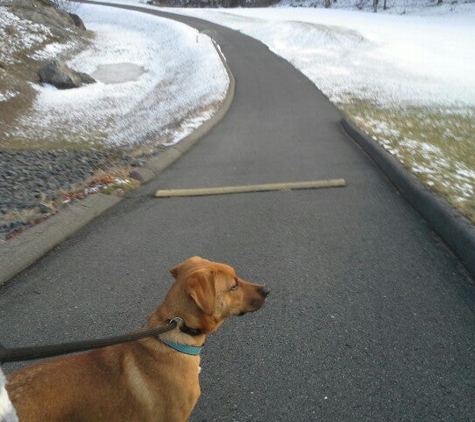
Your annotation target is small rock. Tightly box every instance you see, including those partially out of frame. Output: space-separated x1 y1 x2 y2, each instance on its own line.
38 203 52 214
69 13 86 31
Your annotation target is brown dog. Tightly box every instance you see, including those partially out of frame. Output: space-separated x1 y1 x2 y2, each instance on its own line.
6 256 269 421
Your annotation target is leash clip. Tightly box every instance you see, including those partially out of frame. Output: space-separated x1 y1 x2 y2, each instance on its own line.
169 316 184 328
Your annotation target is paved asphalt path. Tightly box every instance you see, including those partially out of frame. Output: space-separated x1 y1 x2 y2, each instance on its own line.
2 6 475 421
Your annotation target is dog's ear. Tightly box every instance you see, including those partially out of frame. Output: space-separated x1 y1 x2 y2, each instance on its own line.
185 270 216 315
170 264 180 279
170 256 203 278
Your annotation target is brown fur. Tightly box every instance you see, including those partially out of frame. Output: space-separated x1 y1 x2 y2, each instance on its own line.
6 256 269 422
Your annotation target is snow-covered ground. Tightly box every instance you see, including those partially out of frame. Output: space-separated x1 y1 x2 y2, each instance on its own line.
2 4 229 148
278 0 475 15
164 2 475 108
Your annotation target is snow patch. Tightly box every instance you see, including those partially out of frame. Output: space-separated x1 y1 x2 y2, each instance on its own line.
2 4 229 147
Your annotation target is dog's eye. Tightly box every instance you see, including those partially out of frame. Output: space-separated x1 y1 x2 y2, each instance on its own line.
230 279 239 291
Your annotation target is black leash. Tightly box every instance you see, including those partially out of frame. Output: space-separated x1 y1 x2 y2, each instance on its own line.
0 319 178 364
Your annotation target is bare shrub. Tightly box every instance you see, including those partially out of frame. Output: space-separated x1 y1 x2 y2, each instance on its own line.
355 0 367 9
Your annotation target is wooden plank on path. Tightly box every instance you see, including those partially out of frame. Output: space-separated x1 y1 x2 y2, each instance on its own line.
155 179 346 197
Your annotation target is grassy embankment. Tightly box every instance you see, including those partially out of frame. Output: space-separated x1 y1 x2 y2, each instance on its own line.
340 101 475 224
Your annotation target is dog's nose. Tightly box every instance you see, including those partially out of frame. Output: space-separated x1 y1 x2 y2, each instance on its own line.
259 286 270 298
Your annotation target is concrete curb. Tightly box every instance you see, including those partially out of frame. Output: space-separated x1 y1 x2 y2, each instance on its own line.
0 194 121 285
341 117 475 279
0 35 235 287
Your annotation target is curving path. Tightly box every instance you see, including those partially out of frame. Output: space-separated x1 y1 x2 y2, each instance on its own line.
1 4 475 421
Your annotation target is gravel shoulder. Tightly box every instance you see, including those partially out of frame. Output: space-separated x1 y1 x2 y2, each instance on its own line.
0 149 148 241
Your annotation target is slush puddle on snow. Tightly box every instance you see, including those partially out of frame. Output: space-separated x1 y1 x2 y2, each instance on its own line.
91 63 145 84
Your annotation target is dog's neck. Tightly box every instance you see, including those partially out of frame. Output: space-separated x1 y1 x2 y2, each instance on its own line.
147 309 208 349
174 320 202 337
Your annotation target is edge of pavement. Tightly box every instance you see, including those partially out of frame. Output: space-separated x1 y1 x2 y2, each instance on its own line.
0 37 235 287
341 118 475 280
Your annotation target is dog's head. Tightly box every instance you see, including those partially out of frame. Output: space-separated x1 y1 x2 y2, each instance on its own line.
155 256 269 334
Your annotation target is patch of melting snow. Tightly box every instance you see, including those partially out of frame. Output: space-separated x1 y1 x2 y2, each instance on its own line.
30 41 77 61
0 6 53 65
0 90 18 102
162 109 215 147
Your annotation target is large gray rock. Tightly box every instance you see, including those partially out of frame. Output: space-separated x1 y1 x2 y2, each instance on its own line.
37 60 96 89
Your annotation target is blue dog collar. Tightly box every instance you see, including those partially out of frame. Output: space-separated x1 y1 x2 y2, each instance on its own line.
159 338 202 356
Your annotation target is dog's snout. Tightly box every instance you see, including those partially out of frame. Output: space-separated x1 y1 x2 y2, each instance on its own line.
259 286 270 298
